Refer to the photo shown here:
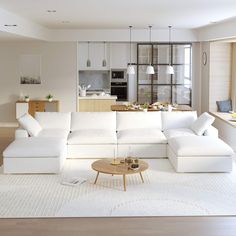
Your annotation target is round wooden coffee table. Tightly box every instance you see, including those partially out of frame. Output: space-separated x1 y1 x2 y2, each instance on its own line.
91 159 149 191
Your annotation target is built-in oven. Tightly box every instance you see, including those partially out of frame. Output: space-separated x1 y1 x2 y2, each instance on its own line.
111 69 128 101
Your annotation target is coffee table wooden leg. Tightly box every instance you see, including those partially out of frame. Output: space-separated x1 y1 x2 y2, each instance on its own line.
140 172 144 183
123 174 126 191
94 172 100 184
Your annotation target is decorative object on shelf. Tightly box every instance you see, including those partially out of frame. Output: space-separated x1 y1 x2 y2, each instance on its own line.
24 95 30 102
102 41 107 67
166 26 174 75
46 94 53 102
127 26 135 75
202 51 207 66
79 84 91 97
146 25 155 75
86 42 91 67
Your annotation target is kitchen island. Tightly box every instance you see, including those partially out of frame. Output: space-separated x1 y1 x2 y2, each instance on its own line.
78 95 117 112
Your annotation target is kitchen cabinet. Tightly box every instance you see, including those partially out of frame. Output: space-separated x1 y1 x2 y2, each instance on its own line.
78 97 117 112
16 100 59 118
78 43 110 70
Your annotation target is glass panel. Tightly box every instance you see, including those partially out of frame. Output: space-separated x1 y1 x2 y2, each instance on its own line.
153 66 171 84
138 65 152 84
172 65 191 86
138 85 152 104
153 86 171 103
172 86 191 104
173 44 191 64
153 45 169 64
138 45 152 64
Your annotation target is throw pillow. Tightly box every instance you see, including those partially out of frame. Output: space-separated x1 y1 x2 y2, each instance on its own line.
18 113 42 137
190 112 215 136
216 99 232 112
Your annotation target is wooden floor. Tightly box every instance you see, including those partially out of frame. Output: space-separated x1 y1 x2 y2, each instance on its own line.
0 217 236 236
0 128 236 236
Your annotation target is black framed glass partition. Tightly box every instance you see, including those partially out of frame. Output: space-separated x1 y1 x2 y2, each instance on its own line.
137 43 192 106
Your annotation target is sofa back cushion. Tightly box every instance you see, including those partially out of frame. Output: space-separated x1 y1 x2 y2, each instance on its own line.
161 111 197 131
117 112 162 131
35 112 71 130
71 112 116 131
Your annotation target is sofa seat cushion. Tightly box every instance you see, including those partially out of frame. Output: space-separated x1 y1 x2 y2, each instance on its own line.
37 129 69 139
68 130 117 145
164 128 196 140
3 137 66 158
117 129 167 144
168 136 234 157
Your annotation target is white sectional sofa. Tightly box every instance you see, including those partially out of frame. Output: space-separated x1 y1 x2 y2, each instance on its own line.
3 111 234 174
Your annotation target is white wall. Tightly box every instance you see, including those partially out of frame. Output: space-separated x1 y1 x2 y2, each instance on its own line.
209 42 232 111
0 41 77 123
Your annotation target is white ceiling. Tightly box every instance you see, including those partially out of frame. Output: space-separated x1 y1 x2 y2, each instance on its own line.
0 0 236 29
0 31 32 41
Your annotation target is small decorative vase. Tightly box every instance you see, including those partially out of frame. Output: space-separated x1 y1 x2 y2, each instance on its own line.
25 98 30 102
143 108 148 112
48 98 53 102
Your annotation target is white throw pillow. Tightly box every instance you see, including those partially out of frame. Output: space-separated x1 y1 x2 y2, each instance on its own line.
18 113 42 137
190 112 215 136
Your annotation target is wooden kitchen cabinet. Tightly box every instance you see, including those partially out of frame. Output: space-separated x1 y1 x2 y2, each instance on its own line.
78 98 116 112
16 100 59 118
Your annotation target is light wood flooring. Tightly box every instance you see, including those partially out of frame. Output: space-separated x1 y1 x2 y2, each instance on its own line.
0 128 236 236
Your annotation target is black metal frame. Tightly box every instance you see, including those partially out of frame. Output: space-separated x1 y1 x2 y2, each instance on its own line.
137 42 192 106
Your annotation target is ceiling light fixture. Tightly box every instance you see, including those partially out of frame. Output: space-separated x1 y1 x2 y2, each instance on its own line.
102 42 107 67
87 42 91 67
166 26 174 75
127 26 135 75
4 24 17 27
47 10 57 13
62 21 70 24
146 25 155 75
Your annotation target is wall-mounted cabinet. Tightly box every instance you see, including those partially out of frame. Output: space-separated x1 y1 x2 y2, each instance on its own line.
78 43 110 70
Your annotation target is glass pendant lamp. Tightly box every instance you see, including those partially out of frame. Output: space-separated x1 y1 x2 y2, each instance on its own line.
127 26 135 75
102 41 107 67
146 25 154 74
166 26 174 74
86 41 91 67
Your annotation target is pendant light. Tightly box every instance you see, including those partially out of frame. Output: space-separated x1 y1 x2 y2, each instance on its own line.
146 25 155 74
86 41 91 67
166 26 174 74
127 26 135 75
102 42 107 67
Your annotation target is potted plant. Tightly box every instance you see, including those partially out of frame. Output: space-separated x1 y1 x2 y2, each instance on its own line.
46 94 53 102
141 103 149 112
24 95 30 102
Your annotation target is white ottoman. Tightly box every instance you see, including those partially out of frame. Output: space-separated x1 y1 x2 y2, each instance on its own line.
167 136 234 172
3 137 67 174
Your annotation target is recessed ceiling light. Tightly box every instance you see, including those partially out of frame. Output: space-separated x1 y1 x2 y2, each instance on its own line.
4 24 17 27
62 21 70 24
47 10 56 13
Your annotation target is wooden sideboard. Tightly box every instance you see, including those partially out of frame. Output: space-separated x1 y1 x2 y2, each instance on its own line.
16 100 59 118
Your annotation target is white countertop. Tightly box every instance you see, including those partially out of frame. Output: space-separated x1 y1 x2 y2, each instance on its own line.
78 95 117 100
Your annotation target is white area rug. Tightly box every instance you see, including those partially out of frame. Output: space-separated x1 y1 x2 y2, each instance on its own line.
1 159 236 218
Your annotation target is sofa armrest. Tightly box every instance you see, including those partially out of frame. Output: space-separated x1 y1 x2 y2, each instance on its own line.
15 129 29 139
203 125 219 138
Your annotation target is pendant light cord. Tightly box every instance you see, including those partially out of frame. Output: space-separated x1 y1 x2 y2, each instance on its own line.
88 41 90 60
168 26 171 66
129 26 132 65
104 41 106 59
149 25 152 65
